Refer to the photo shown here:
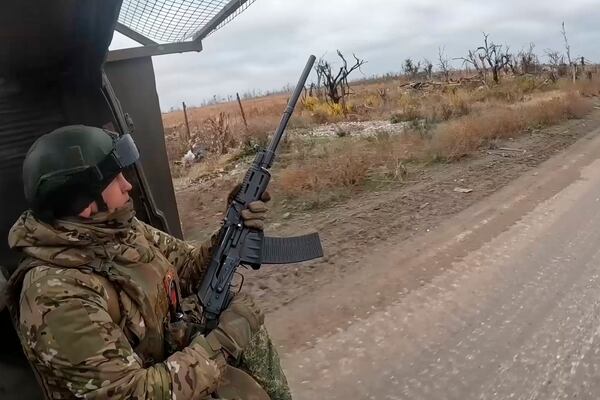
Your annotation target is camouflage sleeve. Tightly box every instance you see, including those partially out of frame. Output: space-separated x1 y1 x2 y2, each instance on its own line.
138 220 218 297
19 267 224 399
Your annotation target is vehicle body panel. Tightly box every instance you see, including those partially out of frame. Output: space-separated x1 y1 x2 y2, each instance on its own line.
0 1 183 397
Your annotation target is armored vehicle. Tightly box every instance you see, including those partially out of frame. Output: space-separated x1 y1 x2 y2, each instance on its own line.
0 1 254 397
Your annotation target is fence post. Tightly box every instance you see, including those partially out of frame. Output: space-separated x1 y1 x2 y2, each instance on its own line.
236 92 249 131
182 101 191 144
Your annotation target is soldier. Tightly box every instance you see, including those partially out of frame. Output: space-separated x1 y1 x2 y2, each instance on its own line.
4 125 291 399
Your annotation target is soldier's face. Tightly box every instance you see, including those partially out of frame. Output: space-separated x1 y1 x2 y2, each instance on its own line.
102 173 133 210
78 173 133 217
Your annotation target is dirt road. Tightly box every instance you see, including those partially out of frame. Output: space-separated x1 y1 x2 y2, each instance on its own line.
267 124 600 399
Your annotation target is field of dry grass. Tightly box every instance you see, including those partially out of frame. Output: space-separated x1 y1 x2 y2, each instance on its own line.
163 72 600 209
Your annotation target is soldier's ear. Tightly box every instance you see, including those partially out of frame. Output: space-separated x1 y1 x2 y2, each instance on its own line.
78 203 95 218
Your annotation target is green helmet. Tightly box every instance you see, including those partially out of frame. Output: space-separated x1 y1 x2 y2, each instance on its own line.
23 125 139 219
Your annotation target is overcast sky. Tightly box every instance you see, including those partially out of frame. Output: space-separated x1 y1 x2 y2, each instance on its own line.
109 0 600 111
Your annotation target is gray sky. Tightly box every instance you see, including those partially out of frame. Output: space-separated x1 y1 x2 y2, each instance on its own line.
109 0 600 111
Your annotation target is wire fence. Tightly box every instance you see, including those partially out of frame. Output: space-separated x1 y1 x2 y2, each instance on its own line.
118 0 256 43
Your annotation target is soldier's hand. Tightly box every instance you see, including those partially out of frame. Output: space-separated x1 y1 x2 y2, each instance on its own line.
226 183 271 231
191 333 228 374
207 292 264 361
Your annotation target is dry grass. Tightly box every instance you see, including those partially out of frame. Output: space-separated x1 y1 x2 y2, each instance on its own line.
164 75 598 208
429 92 592 160
390 90 472 123
275 143 370 196
562 78 600 97
163 94 315 163
273 132 426 202
162 94 289 128
270 90 593 205
471 75 552 103
162 74 561 165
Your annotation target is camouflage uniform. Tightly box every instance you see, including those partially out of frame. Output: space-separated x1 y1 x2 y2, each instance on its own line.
5 202 291 400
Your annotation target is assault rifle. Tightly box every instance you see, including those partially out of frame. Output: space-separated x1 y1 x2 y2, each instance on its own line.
198 56 323 329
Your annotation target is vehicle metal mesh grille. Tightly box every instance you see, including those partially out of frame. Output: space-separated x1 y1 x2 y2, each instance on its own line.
118 0 255 43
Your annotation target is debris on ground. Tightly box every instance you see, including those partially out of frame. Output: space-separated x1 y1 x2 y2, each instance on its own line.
454 187 474 193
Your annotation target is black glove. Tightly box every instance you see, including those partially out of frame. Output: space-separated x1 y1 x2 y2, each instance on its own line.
226 184 271 231
206 292 264 360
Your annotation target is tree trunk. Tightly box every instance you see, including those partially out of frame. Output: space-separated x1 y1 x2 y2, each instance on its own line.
492 68 499 83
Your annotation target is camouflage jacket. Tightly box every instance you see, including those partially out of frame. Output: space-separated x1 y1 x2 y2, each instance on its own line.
6 203 226 399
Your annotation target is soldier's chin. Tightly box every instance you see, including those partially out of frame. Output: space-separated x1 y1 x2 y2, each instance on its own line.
110 197 131 210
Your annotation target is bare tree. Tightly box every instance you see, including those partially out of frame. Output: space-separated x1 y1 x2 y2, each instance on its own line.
560 21 578 82
477 33 511 83
314 50 366 106
545 49 564 66
506 43 538 75
519 43 538 74
457 33 511 83
560 21 572 65
506 53 519 75
403 58 420 77
456 49 486 80
422 58 433 80
438 46 451 82
544 49 565 81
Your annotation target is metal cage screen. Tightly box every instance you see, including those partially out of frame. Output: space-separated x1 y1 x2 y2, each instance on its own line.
118 0 255 43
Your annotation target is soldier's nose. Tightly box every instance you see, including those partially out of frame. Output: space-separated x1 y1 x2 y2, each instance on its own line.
119 174 133 192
